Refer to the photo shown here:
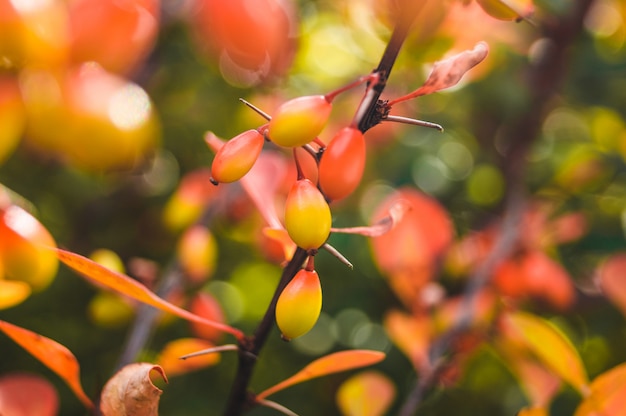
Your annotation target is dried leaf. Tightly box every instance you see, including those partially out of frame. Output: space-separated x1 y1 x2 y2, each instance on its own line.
331 200 411 237
336 371 396 416
597 253 626 318
388 42 489 106
502 311 589 395
100 363 167 416
0 320 93 410
0 373 59 416
0 279 31 309
55 248 244 339
156 338 220 377
575 363 626 416
256 350 385 401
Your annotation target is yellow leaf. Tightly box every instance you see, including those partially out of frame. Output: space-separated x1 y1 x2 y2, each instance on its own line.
256 350 385 401
503 311 589 394
0 320 93 410
336 371 396 416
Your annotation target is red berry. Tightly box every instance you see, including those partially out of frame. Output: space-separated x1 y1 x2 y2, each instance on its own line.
210 129 264 183
318 127 366 201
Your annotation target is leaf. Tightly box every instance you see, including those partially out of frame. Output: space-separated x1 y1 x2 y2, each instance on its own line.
502 311 589 395
388 42 489 106
597 253 626 318
256 350 386 401
0 320 93 409
575 363 626 416
100 363 167 416
331 200 411 237
384 310 431 371
336 371 396 416
156 338 220 377
55 248 244 339
0 373 59 416
0 279 31 309
517 407 549 416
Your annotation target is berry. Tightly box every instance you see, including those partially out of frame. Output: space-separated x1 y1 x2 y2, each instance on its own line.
275 268 322 340
210 129 264 183
318 127 366 201
284 179 331 250
268 95 332 148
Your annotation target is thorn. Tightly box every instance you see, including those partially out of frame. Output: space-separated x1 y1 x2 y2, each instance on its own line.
179 344 238 360
322 243 353 269
239 98 271 121
384 115 444 132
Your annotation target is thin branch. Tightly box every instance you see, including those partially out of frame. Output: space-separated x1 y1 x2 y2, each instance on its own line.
398 1 596 414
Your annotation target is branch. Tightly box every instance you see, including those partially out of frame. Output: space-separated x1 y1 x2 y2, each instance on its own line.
398 1 596 414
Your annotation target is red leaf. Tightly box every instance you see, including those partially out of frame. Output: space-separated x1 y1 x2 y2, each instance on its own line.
0 373 59 416
370 188 453 308
388 42 489 106
55 248 244 339
256 350 385 401
597 253 626 318
336 371 396 416
100 363 167 416
0 320 93 410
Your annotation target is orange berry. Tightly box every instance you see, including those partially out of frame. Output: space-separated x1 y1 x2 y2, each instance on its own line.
284 179 331 250
318 127 366 201
268 95 332 147
276 268 322 340
210 129 264 183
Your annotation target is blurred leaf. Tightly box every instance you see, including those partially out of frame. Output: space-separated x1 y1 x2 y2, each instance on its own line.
336 371 396 416
574 363 626 416
0 279 31 309
55 248 244 339
0 373 58 416
517 406 549 416
502 311 589 394
597 253 626 318
100 363 167 416
0 320 93 410
256 350 386 401
156 338 220 377
384 310 431 370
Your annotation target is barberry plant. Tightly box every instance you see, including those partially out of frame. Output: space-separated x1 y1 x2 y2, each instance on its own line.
2 0 626 416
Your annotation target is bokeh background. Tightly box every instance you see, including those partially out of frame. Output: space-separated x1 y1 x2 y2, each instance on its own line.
1 0 626 414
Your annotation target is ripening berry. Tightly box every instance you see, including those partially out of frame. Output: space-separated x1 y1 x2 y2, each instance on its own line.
276 268 322 340
284 179 331 250
268 95 332 147
318 127 366 201
210 129 264 183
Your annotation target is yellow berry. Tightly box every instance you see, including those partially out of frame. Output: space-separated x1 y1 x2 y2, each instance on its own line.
284 179 331 250
276 269 322 340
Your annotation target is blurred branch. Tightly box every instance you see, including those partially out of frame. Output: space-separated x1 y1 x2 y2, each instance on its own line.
398 1 596 415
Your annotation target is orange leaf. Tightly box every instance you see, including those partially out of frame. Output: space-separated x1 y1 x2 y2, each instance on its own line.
0 320 93 410
0 279 31 309
156 338 220 377
384 310 431 371
256 350 385 400
55 248 244 339
100 363 167 416
575 363 626 416
517 407 549 416
336 371 396 416
0 373 59 416
502 311 589 395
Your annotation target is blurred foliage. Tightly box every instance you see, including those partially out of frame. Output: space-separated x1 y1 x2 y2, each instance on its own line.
2 0 626 415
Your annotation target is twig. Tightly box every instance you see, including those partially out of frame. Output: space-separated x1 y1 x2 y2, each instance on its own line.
397 1 596 414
